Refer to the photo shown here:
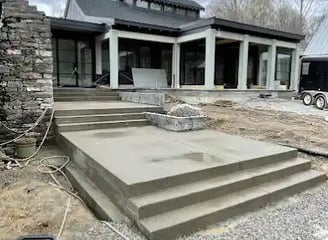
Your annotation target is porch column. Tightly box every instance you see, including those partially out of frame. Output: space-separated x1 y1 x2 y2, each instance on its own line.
172 43 180 88
290 44 301 91
238 35 249 90
109 30 119 89
205 29 216 89
266 40 277 90
95 40 102 75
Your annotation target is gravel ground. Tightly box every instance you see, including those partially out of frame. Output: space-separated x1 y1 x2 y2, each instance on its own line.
181 182 328 240
236 97 328 119
3 98 328 240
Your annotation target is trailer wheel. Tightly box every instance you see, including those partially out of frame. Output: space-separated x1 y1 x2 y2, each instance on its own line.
315 95 327 110
302 93 313 106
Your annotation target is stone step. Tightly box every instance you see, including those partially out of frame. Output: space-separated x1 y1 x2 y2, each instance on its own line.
65 162 124 222
56 119 150 132
54 96 121 102
55 106 163 116
128 158 311 219
140 170 325 240
55 113 145 124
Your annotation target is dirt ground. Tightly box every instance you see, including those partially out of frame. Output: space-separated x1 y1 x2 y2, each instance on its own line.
0 146 96 240
199 99 328 175
2 98 328 240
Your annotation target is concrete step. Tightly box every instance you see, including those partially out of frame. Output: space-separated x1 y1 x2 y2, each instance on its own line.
128 158 311 219
54 91 119 97
126 149 297 196
55 106 163 117
140 170 325 240
54 96 121 102
56 119 150 132
65 162 124 222
55 113 145 124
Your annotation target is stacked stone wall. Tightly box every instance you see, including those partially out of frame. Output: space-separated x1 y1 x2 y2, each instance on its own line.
0 0 54 143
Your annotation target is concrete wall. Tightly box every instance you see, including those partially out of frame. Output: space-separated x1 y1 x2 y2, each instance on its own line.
0 0 54 143
118 89 297 104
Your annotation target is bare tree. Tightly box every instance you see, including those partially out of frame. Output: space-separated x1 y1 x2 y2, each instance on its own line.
207 0 328 40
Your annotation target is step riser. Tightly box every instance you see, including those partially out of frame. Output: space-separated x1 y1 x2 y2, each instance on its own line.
132 161 311 219
56 120 150 132
55 114 145 124
55 96 121 102
147 175 324 240
129 150 298 196
65 164 114 221
54 92 119 96
57 134 131 210
55 107 163 116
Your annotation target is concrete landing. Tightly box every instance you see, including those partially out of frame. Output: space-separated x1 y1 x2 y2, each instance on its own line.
60 126 296 186
57 126 325 240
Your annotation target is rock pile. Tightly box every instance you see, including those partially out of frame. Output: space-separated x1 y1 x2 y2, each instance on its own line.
168 104 204 117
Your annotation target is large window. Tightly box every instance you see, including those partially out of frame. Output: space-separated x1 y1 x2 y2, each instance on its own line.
275 47 292 90
187 10 197 17
164 5 174 13
150 2 161 11
136 0 148 8
101 39 109 73
180 39 205 85
176 8 186 16
215 39 240 89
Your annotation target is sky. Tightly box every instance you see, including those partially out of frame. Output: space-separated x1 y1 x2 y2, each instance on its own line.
29 0 210 17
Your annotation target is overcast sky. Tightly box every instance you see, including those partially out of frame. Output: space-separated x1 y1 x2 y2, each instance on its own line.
29 0 210 17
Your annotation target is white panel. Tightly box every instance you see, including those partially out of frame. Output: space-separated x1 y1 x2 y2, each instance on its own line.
132 68 168 88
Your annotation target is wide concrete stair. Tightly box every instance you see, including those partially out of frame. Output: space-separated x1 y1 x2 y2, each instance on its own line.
57 132 325 240
54 89 163 132
54 88 120 102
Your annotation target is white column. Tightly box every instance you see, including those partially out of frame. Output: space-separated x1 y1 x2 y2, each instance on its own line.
172 43 180 88
290 44 301 91
109 30 119 89
238 35 249 90
266 39 277 90
205 29 216 89
95 40 102 75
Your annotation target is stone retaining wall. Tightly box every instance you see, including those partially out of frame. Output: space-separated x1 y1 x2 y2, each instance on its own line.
0 0 54 144
119 92 165 106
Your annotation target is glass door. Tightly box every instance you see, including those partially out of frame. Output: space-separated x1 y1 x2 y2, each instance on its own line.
57 39 78 87
54 39 94 87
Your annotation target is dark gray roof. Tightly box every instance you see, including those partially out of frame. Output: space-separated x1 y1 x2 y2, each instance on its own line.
180 18 305 42
153 0 204 10
50 17 107 34
76 0 198 29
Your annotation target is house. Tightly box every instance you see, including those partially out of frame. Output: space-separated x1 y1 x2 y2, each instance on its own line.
50 0 304 93
301 17 328 92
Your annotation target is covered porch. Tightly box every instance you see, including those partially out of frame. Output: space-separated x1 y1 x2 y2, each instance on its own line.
50 18 302 92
